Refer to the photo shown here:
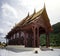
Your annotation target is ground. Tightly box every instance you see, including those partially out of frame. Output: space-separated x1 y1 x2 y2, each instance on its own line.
0 45 60 56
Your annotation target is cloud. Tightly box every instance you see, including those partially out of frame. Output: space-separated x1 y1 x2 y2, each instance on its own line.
0 28 4 34
1 3 18 18
45 0 60 25
0 3 19 38
0 0 60 42
1 3 19 27
0 37 6 43
0 28 5 36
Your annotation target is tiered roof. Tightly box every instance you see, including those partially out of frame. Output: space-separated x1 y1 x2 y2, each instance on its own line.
6 5 53 38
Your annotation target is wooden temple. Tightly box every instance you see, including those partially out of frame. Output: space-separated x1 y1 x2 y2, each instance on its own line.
6 5 53 48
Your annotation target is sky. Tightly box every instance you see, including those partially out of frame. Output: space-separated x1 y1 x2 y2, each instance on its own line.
0 0 60 42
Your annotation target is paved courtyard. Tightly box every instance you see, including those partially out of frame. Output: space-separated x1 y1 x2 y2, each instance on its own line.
0 46 60 56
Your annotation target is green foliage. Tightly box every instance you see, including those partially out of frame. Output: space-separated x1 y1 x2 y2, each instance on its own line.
52 22 60 33
40 22 60 46
50 33 60 46
40 34 46 46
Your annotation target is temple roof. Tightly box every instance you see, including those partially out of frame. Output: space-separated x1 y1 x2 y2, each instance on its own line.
15 4 50 28
6 5 53 38
15 8 44 27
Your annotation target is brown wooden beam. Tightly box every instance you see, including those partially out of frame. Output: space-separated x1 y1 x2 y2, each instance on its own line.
37 27 40 47
24 31 27 47
32 27 36 47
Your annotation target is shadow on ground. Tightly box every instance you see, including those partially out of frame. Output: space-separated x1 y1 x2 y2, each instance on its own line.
5 47 34 53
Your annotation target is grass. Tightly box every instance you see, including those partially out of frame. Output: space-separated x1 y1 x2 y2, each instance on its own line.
51 46 60 49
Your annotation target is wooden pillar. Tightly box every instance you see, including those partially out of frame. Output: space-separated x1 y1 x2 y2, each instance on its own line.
12 34 15 45
24 31 27 47
17 32 19 45
13 34 15 39
32 27 36 47
19 31 21 38
15 33 16 38
37 27 40 47
12 34 14 39
18 32 21 45
15 33 17 45
46 33 50 48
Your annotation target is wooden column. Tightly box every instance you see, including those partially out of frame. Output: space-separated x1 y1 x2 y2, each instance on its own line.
17 32 19 45
24 31 27 47
19 31 21 38
15 33 17 45
32 27 36 47
15 33 17 38
18 31 21 45
37 27 40 47
14 34 15 39
13 35 14 45
12 34 14 39
46 33 50 48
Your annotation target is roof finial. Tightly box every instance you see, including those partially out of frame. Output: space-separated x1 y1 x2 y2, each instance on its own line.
44 3 46 9
27 12 29 17
34 9 36 14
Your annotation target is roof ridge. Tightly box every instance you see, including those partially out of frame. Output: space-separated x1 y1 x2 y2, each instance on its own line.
15 13 30 27
22 12 35 25
27 8 44 24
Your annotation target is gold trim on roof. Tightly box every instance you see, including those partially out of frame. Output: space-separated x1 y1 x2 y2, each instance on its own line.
15 5 49 28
